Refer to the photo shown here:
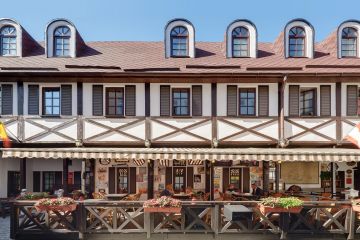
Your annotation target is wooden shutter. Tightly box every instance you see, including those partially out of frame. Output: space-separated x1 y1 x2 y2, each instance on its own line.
92 85 103 116
258 85 269 116
160 85 170 116
192 85 202 116
187 167 194 189
222 168 230 192
288 85 300 116
28 85 39 115
61 85 72 116
129 167 137 194
108 167 115 194
242 168 250 193
33 171 41 192
165 167 172 186
125 85 136 116
1 84 13 115
227 85 237 116
320 85 331 116
347 85 358 116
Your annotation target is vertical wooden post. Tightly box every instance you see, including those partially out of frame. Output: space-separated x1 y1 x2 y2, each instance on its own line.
81 159 86 194
17 82 24 115
77 82 83 115
147 160 154 199
10 202 18 239
63 158 69 195
331 162 337 198
262 161 270 194
20 158 26 190
278 76 286 146
275 162 280 193
210 162 214 201
205 160 211 199
336 82 342 144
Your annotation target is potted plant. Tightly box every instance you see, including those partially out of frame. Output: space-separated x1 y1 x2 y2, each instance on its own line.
258 197 303 214
16 192 50 200
143 196 181 213
35 197 77 212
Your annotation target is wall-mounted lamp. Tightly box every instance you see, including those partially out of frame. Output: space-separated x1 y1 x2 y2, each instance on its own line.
145 139 151 148
212 138 219 148
75 139 83 147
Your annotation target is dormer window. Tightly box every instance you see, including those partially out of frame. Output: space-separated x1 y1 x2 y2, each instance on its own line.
165 19 195 58
0 26 17 56
289 26 305 57
54 26 70 57
232 27 249 57
341 27 357 57
170 26 188 57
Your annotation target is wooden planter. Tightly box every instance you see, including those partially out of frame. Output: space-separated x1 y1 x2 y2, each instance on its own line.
144 207 181 213
352 205 360 212
259 205 302 214
35 204 77 213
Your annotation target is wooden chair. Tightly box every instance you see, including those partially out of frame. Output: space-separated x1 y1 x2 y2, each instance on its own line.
92 192 105 199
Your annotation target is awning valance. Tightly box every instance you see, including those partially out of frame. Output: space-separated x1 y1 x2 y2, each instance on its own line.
2 147 360 162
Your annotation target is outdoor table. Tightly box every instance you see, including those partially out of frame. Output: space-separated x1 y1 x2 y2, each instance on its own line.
105 194 128 201
232 192 257 200
173 194 191 200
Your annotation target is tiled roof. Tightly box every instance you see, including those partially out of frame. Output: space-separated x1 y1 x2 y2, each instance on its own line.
2 36 360 74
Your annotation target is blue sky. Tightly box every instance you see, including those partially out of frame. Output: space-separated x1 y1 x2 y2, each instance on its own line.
2 0 360 42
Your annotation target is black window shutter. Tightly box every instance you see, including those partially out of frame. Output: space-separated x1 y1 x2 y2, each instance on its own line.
33 171 41 192
1 84 13 115
289 85 300 116
125 85 136 116
61 85 72 116
165 167 172 186
187 167 194 189
258 85 269 116
92 85 103 116
347 85 358 116
320 85 331 116
108 167 115 194
55 172 63 190
192 85 202 116
28 85 39 115
242 168 250 193
160 85 170 116
129 167 137 194
227 85 237 116
222 168 230 192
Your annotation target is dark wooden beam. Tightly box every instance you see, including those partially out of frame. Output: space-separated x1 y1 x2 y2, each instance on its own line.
20 158 26 190
211 83 217 116
275 162 280 193
147 160 154 199
63 158 69 195
17 82 24 115
145 83 150 117
278 77 286 145
336 82 342 144
77 82 83 115
262 161 270 194
205 160 211 199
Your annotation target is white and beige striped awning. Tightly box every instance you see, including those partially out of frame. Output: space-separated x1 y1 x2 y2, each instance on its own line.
2 147 360 162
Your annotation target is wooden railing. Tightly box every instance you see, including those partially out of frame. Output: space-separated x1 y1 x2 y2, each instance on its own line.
9 200 360 240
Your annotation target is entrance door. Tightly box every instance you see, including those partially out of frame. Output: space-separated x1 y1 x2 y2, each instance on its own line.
7 171 20 197
117 167 129 193
173 167 186 193
228 167 250 193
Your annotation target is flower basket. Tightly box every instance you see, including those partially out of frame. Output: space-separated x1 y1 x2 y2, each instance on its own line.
144 207 181 213
35 197 77 213
259 205 302 214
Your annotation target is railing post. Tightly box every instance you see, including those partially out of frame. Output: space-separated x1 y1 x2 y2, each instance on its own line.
145 212 152 238
347 207 355 240
9 202 18 240
211 203 219 235
77 202 86 240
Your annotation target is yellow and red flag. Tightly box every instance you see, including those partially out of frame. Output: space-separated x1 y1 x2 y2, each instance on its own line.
346 123 360 148
0 123 11 148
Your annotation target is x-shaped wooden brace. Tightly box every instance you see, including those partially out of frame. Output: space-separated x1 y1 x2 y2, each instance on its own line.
218 118 278 142
117 207 144 231
285 118 336 142
184 207 212 231
19 206 46 230
151 118 211 142
86 207 114 231
85 118 145 142
252 208 280 233
221 218 252 232
154 212 181 231
48 210 75 230
289 208 316 232
321 208 348 232
25 118 77 142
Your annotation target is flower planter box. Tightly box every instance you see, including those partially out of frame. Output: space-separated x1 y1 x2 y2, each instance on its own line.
35 203 77 213
352 205 360 212
259 205 302 214
144 207 181 213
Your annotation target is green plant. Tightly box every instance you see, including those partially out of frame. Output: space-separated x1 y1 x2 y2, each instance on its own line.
16 192 49 200
259 197 303 209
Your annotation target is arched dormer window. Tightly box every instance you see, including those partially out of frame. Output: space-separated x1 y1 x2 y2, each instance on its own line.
288 26 305 57
0 26 17 56
284 19 314 58
226 20 257 58
54 26 70 57
170 26 188 57
232 27 249 57
341 27 357 57
165 19 195 58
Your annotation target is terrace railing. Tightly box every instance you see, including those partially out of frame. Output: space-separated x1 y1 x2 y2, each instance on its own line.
9 200 359 240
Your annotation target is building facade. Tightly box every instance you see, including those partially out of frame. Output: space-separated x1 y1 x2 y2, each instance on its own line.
1 17 360 199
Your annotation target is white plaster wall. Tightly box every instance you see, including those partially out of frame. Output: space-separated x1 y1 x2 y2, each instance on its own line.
23 82 77 116
0 158 20 198
150 83 211 116
217 83 278 116
46 20 76 58
284 20 314 58
337 22 360 58
83 83 145 117
284 83 336 117
165 20 195 58
0 19 22 57
226 21 257 58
